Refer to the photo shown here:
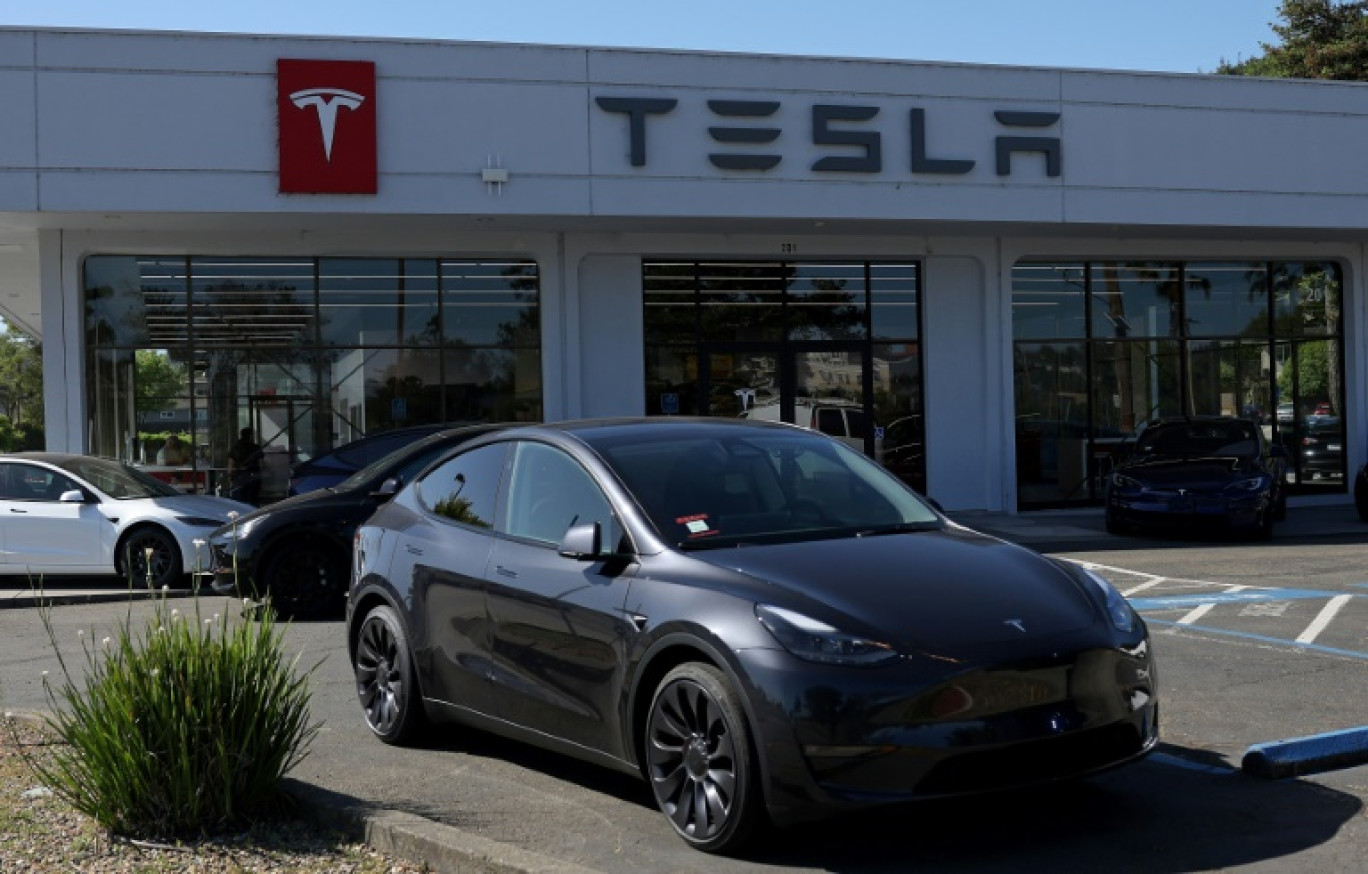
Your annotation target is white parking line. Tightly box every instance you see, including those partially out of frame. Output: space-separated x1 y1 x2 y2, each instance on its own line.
1170 585 1248 630
1296 594 1354 645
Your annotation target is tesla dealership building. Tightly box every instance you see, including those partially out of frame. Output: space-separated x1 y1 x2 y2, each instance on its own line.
0 26 1364 513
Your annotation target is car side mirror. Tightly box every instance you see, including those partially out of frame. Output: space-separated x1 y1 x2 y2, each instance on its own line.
58 489 88 503
558 521 602 560
373 476 402 499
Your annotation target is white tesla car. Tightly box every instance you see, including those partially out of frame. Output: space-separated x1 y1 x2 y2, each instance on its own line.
0 453 254 588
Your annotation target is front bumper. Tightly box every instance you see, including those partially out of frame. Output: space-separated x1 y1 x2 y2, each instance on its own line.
735 632 1158 825
1107 490 1267 529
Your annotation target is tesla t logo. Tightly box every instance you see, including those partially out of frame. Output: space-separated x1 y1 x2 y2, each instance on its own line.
290 87 365 161
277 59 377 194
1004 619 1027 633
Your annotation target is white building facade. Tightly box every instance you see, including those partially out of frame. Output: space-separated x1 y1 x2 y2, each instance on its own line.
0 27 1363 512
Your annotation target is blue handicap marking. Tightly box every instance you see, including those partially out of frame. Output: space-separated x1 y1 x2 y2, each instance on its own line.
1130 588 1348 611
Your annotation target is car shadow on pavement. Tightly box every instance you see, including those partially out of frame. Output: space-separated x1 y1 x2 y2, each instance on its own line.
740 745 1362 872
357 727 1361 872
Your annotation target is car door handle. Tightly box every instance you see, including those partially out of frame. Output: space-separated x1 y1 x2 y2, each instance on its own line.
495 565 518 579
8 508 27 514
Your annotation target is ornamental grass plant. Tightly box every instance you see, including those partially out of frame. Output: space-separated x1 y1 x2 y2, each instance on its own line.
25 545 321 841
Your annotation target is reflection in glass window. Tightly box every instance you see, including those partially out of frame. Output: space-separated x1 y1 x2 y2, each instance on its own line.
419 443 506 528
786 263 867 342
642 259 923 493
1089 262 1179 339
505 442 616 547
1012 259 1345 509
1011 262 1087 340
320 258 439 347
192 258 316 348
83 256 542 483
1184 263 1269 338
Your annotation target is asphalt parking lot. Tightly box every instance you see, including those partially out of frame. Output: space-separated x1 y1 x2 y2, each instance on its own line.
4 505 1368 872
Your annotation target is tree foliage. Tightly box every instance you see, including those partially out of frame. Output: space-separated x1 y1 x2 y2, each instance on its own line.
135 349 187 412
0 326 44 448
1219 0 1368 80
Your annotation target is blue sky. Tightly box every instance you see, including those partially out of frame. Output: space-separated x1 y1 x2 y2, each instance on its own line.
2 0 1284 74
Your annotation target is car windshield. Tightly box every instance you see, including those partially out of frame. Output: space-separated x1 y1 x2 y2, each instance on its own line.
1133 422 1259 460
586 426 941 549
51 456 181 499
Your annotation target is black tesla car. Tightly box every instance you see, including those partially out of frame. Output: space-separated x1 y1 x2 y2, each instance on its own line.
288 423 474 496
347 418 1157 853
203 424 507 619
1105 416 1287 539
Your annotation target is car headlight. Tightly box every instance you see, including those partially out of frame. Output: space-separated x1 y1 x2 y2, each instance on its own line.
1221 476 1267 494
1110 472 1144 491
755 604 899 666
175 515 230 528
1080 568 1136 633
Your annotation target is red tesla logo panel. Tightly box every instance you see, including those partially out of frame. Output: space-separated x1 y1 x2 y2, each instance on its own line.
277 59 377 194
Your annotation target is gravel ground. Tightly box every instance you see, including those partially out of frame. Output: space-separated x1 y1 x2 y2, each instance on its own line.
1 716 429 873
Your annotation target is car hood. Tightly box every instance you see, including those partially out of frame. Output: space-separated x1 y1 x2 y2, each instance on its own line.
686 526 1099 653
150 493 255 520
1115 455 1261 487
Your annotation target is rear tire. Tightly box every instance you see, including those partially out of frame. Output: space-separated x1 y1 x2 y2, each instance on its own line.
353 603 427 745
646 663 763 854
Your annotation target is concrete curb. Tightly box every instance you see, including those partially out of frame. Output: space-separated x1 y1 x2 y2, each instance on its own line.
1242 727 1368 780
0 587 199 610
286 780 603 874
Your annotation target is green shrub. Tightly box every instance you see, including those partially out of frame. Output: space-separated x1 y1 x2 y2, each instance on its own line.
30 591 320 839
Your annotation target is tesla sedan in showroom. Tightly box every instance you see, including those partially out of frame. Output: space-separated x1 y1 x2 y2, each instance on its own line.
347 418 1157 853
202 424 507 619
1105 416 1287 540
0 453 253 588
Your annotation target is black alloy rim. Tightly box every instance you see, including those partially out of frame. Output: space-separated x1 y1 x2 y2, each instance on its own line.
355 615 404 736
647 678 738 841
127 533 174 585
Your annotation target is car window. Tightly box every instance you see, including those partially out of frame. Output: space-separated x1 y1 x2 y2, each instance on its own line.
417 443 507 529
1136 422 1258 459
0 464 78 501
504 442 620 548
814 408 845 437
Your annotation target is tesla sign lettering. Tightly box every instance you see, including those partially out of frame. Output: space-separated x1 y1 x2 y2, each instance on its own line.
596 97 1062 177
277 59 378 194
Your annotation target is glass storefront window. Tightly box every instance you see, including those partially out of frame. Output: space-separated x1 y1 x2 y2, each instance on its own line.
1012 262 1087 340
1184 263 1269 339
786 263 867 342
191 258 316 348
870 263 921 341
643 260 924 491
1089 262 1179 339
319 258 439 347
1013 260 1345 509
84 255 542 499
697 262 785 343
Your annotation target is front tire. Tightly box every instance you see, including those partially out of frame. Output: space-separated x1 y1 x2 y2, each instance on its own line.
353 603 427 745
260 536 349 620
121 526 183 590
646 663 762 854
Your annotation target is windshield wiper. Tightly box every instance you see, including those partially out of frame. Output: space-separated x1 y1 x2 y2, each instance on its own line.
855 521 942 538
